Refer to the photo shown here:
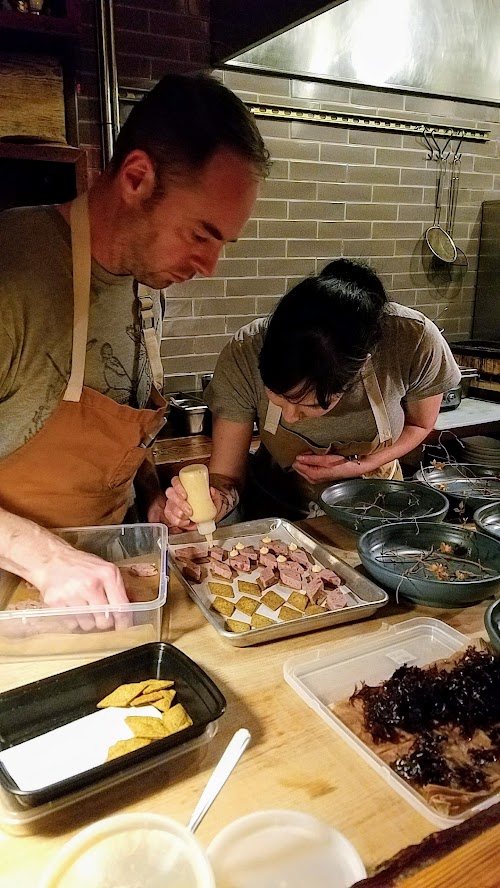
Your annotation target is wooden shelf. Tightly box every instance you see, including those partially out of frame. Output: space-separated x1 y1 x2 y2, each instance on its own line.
0 4 80 40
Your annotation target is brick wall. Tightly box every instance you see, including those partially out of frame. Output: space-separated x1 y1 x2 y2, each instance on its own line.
77 0 210 182
72 8 500 393
163 70 500 393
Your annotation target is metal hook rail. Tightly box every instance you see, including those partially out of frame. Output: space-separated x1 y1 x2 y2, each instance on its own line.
116 88 489 144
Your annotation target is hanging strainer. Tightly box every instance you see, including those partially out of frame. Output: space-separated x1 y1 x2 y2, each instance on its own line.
425 145 457 263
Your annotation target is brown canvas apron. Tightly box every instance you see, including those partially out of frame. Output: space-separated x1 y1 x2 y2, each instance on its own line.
245 357 402 519
0 194 167 528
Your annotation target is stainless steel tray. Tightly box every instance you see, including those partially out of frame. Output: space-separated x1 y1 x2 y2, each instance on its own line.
168 518 389 646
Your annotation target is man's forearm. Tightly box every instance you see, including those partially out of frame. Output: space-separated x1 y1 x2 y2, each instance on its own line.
0 506 71 585
209 473 241 521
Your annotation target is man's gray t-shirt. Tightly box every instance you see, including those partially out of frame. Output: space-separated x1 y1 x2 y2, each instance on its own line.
0 205 162 459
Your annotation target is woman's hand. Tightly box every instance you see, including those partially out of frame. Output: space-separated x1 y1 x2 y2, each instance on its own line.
293 453 362 484
163 476 225 534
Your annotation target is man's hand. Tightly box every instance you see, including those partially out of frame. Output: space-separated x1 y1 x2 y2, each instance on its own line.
31 543 131 632
163 473 238 533
293 453 361 484
146 491 168 524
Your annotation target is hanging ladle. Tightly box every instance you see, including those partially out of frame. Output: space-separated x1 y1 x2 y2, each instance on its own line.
424 132 457 264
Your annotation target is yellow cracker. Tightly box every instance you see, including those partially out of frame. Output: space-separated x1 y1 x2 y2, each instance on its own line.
129 690 166 707
97 681 149 708
251 612 276 629
143 679 175 692
237 580 261 597
236 596 260 616
304 603 325 616
208 581 234 599
261 590 285 611
162 703 193 734
212 596 235 617
106 737 152 761
287 591 308 612
279 605 302 622
125 715 168 738
152 689 177 712
225 618 250 634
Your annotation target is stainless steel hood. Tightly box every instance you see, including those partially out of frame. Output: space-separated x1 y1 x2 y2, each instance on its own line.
224 0 500 104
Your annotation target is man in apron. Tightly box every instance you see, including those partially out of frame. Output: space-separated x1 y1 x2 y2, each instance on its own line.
0 73 268 621
164 259 460 529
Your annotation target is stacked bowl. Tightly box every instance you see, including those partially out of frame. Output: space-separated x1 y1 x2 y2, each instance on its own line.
460 436 500 468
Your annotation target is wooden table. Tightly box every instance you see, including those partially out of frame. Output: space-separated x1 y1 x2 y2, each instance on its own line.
1 518 498 887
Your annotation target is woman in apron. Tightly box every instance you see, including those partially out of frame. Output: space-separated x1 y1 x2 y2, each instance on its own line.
164 258 460 530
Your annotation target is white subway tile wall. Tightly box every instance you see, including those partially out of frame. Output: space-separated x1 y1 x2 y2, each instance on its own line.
161 71 500 393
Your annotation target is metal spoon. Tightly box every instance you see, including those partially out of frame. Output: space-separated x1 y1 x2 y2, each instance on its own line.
187 728 251 833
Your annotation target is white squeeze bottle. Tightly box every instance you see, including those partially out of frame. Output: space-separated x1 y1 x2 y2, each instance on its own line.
179 463 217 546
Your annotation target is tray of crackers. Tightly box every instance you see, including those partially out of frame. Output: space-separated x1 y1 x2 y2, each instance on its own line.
169 518 388 646
0 642 225 807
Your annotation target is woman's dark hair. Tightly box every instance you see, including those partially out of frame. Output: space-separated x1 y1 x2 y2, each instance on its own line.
259 258 388 409
110 72 270 183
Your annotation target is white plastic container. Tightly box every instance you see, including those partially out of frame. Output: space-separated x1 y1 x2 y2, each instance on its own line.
207 809 366 888
283 617 500 829
0 523 168 661
39 812 215 888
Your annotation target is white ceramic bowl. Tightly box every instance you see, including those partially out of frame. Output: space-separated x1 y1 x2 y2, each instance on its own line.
39 812 215 888
207 809 366 888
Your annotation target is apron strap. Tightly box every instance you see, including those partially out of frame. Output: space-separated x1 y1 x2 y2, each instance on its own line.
64 193 91 402
263 400 282 434
136 284 165 395
360 356 392 445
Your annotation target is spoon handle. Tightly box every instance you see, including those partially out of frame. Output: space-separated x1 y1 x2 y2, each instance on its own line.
187 728 251 833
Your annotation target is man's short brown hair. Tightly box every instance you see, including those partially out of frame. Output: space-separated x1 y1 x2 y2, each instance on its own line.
110 71 270 183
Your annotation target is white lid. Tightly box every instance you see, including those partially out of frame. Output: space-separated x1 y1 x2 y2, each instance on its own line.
39 813 215 888
207 809 366 888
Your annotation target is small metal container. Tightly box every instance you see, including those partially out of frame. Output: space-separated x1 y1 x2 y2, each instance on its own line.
168 396 209 436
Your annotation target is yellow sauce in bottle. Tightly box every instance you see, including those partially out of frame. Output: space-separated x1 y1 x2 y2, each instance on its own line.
179 464 217 545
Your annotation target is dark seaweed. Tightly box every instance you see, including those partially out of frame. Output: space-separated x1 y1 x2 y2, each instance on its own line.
351 647 500 795
393 732 489 792
351 647 500 743
469 746 498 767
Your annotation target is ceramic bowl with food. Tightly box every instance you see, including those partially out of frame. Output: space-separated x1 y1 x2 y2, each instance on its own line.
357 522 500 606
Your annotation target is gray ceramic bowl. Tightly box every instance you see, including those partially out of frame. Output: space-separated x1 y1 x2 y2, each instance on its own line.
473 502 500 543
413 464 500 512
357 522 500 607
319 479 449 535
484 599 500 653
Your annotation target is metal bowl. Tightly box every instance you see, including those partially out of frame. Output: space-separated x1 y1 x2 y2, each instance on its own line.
473 502 500 542
318 479 449 535
414 463 500 512
484 599 500 653
357 522 500 607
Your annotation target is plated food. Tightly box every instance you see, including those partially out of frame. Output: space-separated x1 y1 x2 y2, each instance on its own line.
170 519 388 646
333 646 500 817
176 535 350 634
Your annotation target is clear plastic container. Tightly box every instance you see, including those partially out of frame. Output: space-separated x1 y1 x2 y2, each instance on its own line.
0 523 168 661
283 617 500 829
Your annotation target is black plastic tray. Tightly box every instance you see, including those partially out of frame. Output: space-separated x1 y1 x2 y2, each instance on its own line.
0 643 226 808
